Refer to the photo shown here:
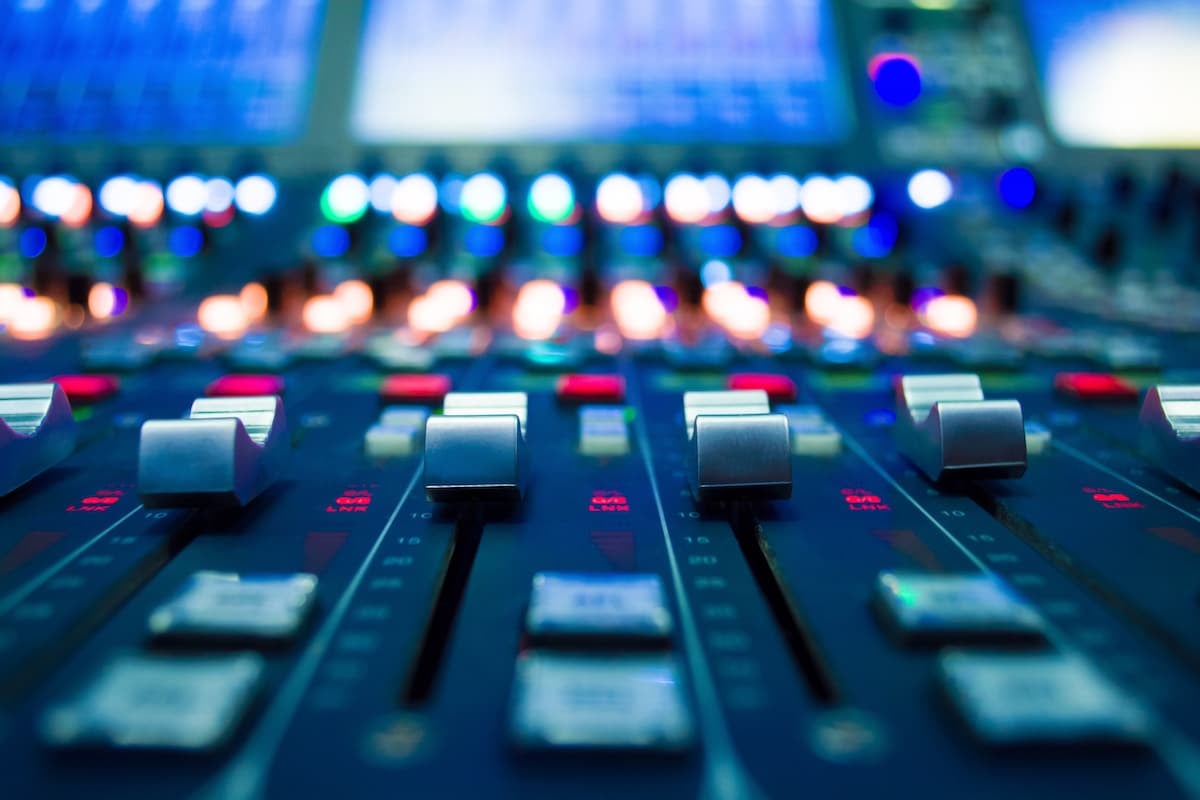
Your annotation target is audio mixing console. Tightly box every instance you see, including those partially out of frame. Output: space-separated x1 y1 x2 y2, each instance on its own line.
3 1 1200 798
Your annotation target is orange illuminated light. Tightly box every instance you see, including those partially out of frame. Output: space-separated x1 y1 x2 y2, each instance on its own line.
197 294 248 339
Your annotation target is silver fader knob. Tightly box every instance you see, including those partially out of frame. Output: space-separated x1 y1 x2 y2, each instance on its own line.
896 374 1026 483
1139 385 1200 492
683 390 791 503
425 392 528 503
0 383 77 496
138 396 288 508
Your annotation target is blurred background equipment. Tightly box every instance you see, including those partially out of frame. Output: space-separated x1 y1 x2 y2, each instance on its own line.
2 1 1200 798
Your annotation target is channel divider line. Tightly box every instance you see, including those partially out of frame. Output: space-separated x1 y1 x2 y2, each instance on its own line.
0 504 144 618
198 466 424 800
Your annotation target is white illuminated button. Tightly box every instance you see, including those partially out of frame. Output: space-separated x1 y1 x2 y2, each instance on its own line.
874 571 1045 646
525 572 671 644
365 406 430 459
510 652 693 752
148 571 318 644
1024 421 1052 455
41 653 264 752
939 651 1152 748
579 406 629 456
777 404 842 456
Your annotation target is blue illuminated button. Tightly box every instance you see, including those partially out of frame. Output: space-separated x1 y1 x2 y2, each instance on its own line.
40 653 264 751
148 571 318 644
872 55 922 107
578 406 630 457
526 572 670 644
874 571 1045 646
939 651 1152 748
510 652 693 752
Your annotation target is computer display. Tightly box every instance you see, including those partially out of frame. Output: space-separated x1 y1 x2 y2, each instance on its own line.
0 0 325 144
351 0 853 144
1023 0 1200 148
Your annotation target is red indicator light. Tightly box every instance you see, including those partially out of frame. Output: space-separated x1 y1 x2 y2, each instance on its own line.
51 374 119 404
1054 372 1138 402
841 487 890 511
727 373 797 402
589 490 630 513
325 487 375 514
381 373 451 404
66 487 125 513
1082 486 1143 509
207 374 285 397
557 374 625 403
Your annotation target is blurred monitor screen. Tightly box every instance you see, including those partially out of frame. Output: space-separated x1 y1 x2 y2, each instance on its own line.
1023 0 1200 148
351 0 853 144
0 0 325 144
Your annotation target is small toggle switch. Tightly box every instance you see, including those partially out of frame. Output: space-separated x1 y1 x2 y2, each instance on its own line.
0 383 77 496
424 392 529 503
896 374 1026 483
138 395 288 508
1139 385 1200 493
683 390 791 503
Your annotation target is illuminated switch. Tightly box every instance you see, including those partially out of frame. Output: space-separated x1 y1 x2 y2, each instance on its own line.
683 390 791 503
365 335 436 371
40 653 264 752
425 392 528 502
1024 421 1052 455
0 383 77 496
873 571 1045 646
683 389 770 438
1054 372 1138 402
556 374 625 404
148 571 319 645
777 404 841 456
579 406 629 456
206 373 285 398
510 652 693 752
443 391 528 429
364 406 429 459
380 373 452 405
139 395 288 508
1139 385 1200 492
895 374 1026 483
225 334 291 372
51 374 119 405
938 651 1151 748
727 373 797 402
525 572 671 645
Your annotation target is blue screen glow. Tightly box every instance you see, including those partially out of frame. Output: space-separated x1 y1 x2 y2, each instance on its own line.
352 0 853 143
0 0 325 144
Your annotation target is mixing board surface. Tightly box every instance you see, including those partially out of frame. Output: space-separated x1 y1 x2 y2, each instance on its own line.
2 1 1200 798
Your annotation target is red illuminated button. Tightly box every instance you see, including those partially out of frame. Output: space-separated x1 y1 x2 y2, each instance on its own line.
727 373 797 402
51 374 119 405
381 373 451 404
556 374 626 404
1054 372 1138 402
206 374 285 397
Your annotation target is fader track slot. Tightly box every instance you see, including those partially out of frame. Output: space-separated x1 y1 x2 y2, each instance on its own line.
400 512 484 706
730 508 840 705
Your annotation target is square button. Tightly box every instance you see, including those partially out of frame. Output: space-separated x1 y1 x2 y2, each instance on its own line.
40 653 264 752
579 406 630 456
557 374 626 403
873 571 1045 646
1054 372 1138 402
526 572 671 645
51 374 119 404
206 374 285 398
939 651 1151 748
510 652 693 752
148 571 318 645
727 373 797 402
381 374 452 404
